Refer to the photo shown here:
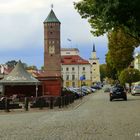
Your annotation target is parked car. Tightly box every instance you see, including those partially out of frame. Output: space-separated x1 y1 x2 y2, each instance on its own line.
68 87 84 98
82 86 92 94
109 85 127 101
91 85 101 90
131 86 140 96
62 87 80 99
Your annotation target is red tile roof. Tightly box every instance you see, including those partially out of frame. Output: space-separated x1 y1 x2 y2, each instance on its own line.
0 66 13 75
32 70 61 78
61 55 89 65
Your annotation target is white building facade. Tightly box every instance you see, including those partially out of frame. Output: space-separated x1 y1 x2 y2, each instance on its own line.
61 46 100 87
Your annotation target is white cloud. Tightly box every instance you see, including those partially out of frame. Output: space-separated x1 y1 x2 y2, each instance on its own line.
0 0 107 66
0 0 79 14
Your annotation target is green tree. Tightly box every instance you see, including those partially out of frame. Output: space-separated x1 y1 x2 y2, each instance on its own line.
100 63 117 81
74 0 140 42
119 68 140 90
5 60 17 68
41 66 45 70
26 65 37 70
105 52 117 80
107 28 137 73
100 64 107 81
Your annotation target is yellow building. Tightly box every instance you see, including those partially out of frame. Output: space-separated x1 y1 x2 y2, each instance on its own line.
89 43 100 83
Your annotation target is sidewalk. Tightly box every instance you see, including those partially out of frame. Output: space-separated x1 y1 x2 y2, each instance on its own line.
0 94 89 115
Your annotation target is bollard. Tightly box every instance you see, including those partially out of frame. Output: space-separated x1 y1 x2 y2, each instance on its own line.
66 95 69 106
38 97 44 109
67 95 70 105
62 96 64 107
73 94 75 102
50 97 54 109
5 98 10 112
64 96 66 106
69 95 72 104
65 96 67 106
24 97 29 111
58 97 62 108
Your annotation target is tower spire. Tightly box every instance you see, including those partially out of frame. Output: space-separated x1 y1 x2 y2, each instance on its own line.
93 43 96 52
51 4 53 9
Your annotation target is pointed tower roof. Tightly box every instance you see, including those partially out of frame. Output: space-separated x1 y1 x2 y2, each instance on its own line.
93 43 96 52
0 60 39 85
44 9 60 23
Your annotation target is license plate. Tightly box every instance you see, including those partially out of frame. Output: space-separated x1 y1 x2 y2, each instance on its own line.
116 92 121 94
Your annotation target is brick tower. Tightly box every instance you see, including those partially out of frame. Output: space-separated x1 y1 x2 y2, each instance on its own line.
44 8 61 76
37 8 62 96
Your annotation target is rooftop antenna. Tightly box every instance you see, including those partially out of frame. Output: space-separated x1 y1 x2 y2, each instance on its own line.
67 38 72 48
51 4 54 9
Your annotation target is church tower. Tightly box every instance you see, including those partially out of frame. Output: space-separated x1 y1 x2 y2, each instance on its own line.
89 43 100 83
44 8 61 76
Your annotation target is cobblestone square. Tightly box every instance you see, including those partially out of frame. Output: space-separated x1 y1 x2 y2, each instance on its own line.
0 90 140 140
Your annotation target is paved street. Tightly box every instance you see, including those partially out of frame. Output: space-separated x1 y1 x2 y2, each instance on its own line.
0 89 140 140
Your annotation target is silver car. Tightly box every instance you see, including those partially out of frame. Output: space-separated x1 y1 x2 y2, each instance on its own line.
131 86 140 95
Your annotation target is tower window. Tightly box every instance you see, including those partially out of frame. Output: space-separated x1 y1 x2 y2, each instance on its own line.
92 62 96 65
66 67 69 71
83 67 85 71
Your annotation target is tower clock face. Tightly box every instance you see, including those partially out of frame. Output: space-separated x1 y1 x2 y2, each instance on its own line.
49 45 55 54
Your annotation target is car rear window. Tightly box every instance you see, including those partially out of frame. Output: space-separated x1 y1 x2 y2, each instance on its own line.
135 86 140 89
112 86 124 92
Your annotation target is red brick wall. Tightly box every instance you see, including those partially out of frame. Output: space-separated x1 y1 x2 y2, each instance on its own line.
38 77 62 97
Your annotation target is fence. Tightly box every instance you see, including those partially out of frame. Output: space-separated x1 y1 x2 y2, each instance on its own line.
0 94 75 112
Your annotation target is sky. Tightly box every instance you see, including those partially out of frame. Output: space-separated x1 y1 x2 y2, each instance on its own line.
0 0 108 69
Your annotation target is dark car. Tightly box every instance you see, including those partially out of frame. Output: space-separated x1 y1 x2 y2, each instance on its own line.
109 85 127 101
